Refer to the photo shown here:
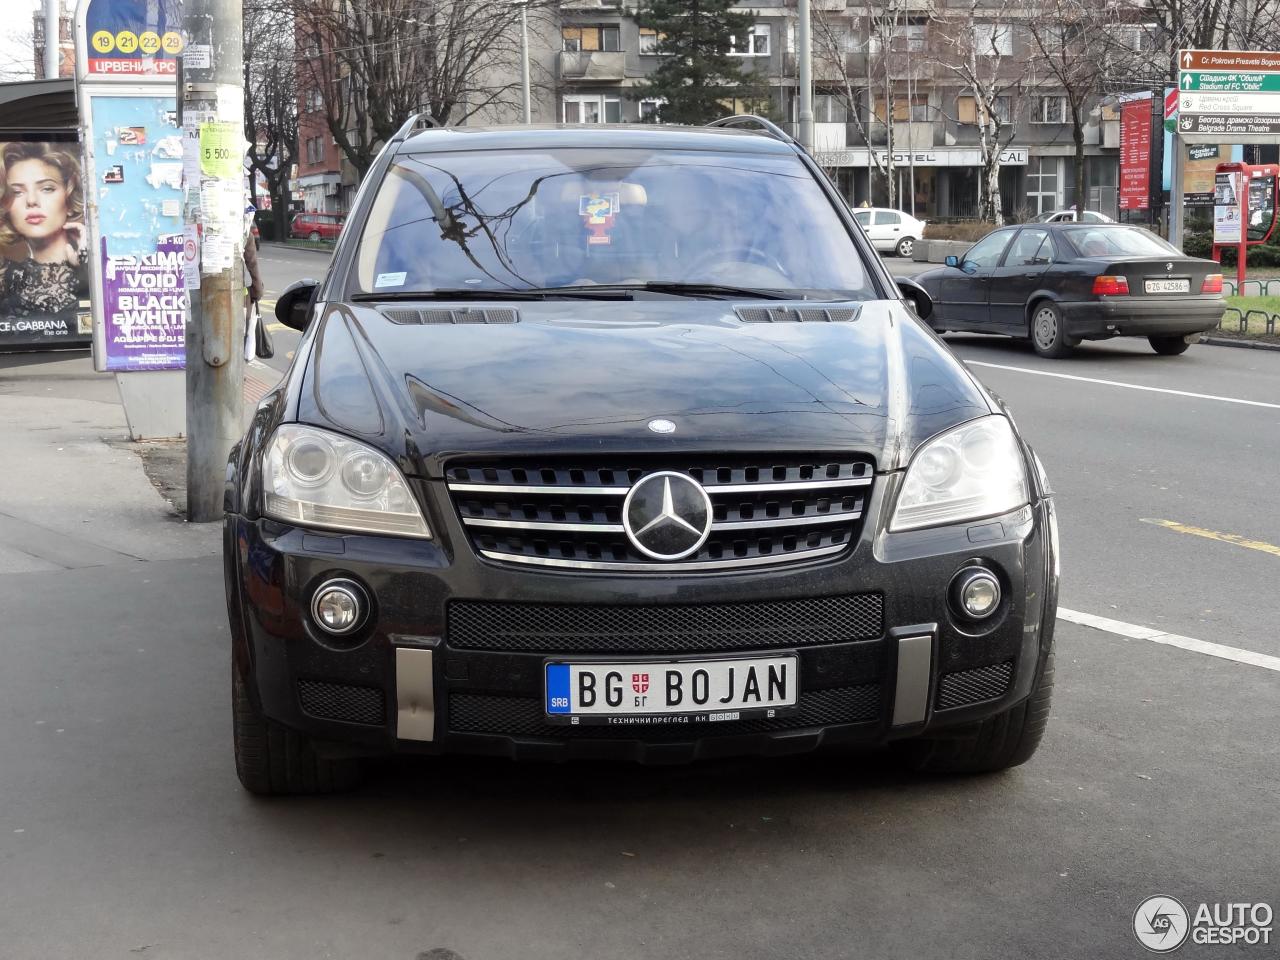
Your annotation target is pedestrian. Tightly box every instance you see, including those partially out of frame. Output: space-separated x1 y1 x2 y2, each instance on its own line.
242 196 270 360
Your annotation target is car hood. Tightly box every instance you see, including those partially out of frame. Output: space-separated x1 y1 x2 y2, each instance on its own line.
293 299 994 477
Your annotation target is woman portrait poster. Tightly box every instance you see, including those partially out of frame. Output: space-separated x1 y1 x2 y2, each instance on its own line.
0 141 90 347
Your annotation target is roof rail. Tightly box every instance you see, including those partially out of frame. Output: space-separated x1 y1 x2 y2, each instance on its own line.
706 115 798 147
391 112 439 144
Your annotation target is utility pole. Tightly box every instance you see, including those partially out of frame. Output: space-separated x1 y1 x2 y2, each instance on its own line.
518 0 532 123
798 0 814 152
44 0 59 79
182 0 245 522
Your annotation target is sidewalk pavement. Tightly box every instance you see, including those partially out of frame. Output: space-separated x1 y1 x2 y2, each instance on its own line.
0 350 283 575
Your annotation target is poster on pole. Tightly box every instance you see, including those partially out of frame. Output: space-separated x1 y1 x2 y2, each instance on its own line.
83 92 187 371
83 0 183 79
1213 171 1243 244
0 137 92 350
1119 99 1152 211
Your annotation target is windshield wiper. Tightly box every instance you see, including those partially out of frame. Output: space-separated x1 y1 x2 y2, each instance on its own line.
635 281 793 300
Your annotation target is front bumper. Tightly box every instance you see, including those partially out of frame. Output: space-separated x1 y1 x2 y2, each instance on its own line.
1059 296 1226 339
225 478 1057 763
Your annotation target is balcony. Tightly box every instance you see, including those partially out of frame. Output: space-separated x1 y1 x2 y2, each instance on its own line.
559 50 626 82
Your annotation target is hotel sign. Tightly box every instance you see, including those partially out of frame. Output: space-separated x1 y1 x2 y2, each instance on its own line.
815 147 1029 168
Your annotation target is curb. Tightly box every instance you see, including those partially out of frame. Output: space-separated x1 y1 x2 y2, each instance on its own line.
1198 335 1280 352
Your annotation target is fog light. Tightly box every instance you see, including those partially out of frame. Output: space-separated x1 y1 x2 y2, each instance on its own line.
311 579 366 635
951 568 1001 620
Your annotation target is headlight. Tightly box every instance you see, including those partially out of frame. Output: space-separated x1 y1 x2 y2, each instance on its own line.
262 424 431 538
890 416 1029 532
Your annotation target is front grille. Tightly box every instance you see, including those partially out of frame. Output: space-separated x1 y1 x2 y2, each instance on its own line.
449 594 883 653
297 679 386 726
445 456 873 571
936 661 1014 710
447 684 881 740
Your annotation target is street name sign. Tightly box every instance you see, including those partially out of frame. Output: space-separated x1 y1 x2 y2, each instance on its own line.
1178 49 1280 143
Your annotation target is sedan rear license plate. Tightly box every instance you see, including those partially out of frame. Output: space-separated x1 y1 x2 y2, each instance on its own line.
544 655 798 725
1144 278 1190 294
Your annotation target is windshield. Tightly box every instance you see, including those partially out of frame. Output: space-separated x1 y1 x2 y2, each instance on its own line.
353 148 876 298
1063 226 1178 258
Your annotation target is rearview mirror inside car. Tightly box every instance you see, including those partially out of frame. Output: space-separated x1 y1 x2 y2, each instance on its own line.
944 255 959 268
276 279 319 332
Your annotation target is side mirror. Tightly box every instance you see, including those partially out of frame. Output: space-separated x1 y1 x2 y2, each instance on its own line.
276 279 319 332
896 278 933 320
944 255 959 268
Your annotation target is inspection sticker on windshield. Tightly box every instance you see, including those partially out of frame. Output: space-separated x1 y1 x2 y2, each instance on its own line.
544 655 798 725
375 272 407 288
579 193 619 245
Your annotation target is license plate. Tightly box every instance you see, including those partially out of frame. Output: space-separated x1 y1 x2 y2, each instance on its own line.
544 655 798 725
1144 278 1190 294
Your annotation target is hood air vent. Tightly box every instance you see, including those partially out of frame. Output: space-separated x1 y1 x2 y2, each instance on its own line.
381 307 519 325
736 305 860 323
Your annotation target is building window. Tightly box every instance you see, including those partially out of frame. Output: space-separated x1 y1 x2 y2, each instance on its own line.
894 23 926 52
1027 156 1062 213
730 24 770 56
959 94 1013 124
639 98 664 120
562 25 621 53
1035 95 1067 123
972 22 1013 55
639 27 659 54
304 136 324 165
874 96 929 123
563 95 623 124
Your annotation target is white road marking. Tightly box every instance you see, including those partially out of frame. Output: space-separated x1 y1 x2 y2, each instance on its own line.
1058 607 1280 672
967 361 1280 410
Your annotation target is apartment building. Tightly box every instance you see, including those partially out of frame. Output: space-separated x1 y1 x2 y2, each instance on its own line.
292 0 1125 220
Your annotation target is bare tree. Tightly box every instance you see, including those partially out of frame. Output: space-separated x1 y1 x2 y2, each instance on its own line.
245 0 298 240
927 0 1031 223
1026 0 1112 217
810 3 906 208
292 0 553 177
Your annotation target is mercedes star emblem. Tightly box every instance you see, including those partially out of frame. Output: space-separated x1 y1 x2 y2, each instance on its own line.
647 418 676 434
622 471 713 561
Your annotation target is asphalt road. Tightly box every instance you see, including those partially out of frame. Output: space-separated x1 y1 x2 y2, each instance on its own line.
1 244 1277 958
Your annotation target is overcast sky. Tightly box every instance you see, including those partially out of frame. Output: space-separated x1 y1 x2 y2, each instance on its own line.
2 1 47 83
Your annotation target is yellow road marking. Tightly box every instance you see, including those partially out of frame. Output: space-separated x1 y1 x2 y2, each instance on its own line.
265 322 287 332
1140 518 1280 558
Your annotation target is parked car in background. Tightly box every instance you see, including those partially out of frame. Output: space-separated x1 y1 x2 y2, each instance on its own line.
1031 209 1114 224
853 207 927 257
290 211 345 242
915 223 1226 358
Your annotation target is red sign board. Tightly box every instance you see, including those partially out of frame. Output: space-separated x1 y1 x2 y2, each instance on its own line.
1119 100 1151 211
1179 49 1280 72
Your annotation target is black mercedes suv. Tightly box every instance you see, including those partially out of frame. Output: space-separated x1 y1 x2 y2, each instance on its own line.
224 117 1059 794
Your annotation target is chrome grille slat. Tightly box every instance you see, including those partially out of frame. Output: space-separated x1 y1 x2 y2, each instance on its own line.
445 456 874 572
479 542 849 571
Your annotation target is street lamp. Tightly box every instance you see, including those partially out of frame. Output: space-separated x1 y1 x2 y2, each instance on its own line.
514 0 532 124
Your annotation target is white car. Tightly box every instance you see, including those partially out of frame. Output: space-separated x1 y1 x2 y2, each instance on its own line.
1031 209 1114 223
852 207 927 257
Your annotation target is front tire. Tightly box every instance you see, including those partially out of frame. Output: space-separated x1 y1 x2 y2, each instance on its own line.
1149 334 1194 356
898 646 1055 775
1029 301 1076 358
896 236 915 258
233 668 364 795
